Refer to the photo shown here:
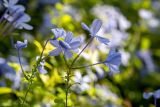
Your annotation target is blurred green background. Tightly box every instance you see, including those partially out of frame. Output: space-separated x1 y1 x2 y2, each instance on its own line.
0 0 160 107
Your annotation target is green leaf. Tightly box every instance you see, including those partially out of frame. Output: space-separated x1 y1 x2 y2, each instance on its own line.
0 87 12 94
54 98 64 103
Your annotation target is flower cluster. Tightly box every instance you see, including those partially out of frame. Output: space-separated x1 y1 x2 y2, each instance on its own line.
13 18 122 107
0 0 33 36
81 19 109 45
143 89 160 106
49 28 82 58
143 89 160 99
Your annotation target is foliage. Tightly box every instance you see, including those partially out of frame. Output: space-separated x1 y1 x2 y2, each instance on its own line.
0 0 160 107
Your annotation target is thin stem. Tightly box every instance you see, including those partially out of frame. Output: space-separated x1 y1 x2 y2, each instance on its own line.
63 54 69 68
154 98 157 107
65 72 69 107
39 39 49 61
71 62 103 69
17 50 28 80
0 9 9 22
65 37 94 107
21 39 49 106
70 37 94 68
22 80 32 106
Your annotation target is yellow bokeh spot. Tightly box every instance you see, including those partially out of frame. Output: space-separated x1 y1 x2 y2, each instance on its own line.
61 14 72 24
0 87 12 94
141 37 150 50
55 3 63 10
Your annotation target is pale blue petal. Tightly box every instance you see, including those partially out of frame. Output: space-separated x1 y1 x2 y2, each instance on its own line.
15 40 27 50
9 5 25 13
64 49 73 58
104 49 121 73
72 49 79 53
59 41 71 49
81 22 90 31
51 28 65 39
105 63 119 73
38 66 47 74
49 48 62 56
17 13 31 23
143 92 153 99
10 0 19 5
105 49 121 66
50 40 59 47
18 23 33 30
154 89 160 99
96 36 109 45
90 19 102 36
70 41 81 49
65 32 73 43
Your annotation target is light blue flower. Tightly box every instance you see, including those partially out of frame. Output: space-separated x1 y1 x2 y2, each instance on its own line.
3 0 19 8
15 40 27 50
104 49 121 73
143 89 160 99
13 13 33 30
4 12 33 30
3 0 33 30
51 28 66 40
3 0 25 14
49 31 81 58
81 19 109 45
36 56 47 74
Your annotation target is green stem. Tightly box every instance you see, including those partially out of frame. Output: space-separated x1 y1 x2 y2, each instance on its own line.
65 37 94 107
71 62 103 69
69 37 94 68
22 80 32 106
17 50 29 80
21 39 49 106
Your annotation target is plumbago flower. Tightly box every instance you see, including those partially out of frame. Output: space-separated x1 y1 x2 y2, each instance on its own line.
49 28 81 58
36 56 47 74
81 19 109 45
4 10 33 30
2 0 33 30
104 49 121 74
3 0 19 8
143 89 160 106
15 40 28 50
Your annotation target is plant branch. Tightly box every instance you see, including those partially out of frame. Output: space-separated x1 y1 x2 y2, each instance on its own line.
71 62 103 69
70 37 94 68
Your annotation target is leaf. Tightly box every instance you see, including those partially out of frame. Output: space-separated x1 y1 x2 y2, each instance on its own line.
0 87 12 94
54 98 64 103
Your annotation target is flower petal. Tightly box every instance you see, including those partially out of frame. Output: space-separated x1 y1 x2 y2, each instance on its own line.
105 63 120 73
65 32 73 43
70 41 81 49
81 22 90 31
105 49 121 66
143 92 153 99
38 66 47 74
17 23 33 30
49 48 62 56
15 40 27 50
96 36 109 45
16 13 31 23
64 49 73 58
90 19 102 36
154 89 160 99
51 28 65 39
50 40 59 47
59 40 71 49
